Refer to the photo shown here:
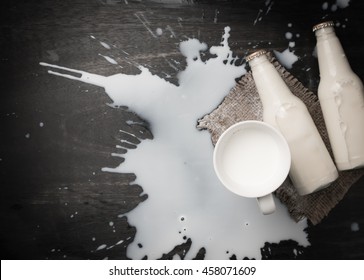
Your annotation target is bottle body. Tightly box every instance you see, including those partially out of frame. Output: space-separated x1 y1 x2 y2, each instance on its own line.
315 24 364 170
248 52 338 195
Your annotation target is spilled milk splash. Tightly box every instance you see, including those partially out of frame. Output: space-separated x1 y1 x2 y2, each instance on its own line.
40 27 309 259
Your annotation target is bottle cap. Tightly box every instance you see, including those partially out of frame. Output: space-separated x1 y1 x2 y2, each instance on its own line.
312 21 334 32
246 49 267 62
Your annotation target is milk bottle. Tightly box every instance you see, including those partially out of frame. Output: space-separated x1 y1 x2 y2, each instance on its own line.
246 50 338 195
313 21 364 171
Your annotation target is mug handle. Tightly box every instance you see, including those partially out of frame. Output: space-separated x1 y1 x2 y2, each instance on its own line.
257 193 276 215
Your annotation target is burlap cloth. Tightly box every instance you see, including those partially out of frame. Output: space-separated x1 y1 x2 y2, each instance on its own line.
197 53 364 225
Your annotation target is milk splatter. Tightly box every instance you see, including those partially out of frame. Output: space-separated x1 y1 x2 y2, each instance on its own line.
100 41 111 49
96 244 107 251
166 25 176 38
274 48 298 69
99 54 118 65
134 12 157 38
274 0 352 69
253 0 274 25
351 222 359 232
40 27 308 259
285 32 293 40
336 0 350 9
214 9 219 24
271 22 298 69
321 0 351 17
156 28 163 36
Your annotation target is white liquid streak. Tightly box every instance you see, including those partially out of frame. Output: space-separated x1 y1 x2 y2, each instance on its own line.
100 41 111 49
99 54 118 65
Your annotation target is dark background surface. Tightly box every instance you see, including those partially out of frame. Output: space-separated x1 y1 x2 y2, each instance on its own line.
1 0 364 260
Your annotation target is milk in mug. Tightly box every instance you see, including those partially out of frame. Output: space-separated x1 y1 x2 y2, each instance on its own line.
246 50 338 195
314 21 364 171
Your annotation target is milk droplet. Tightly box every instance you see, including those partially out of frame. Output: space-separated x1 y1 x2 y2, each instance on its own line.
40 27 308 259
351 222 359 232
96 244 107 251
39 122 44 127
156 28 163 36
322 2 329 10
25 133 30 139
273 48 298 69
285 32 293 40
173 254 181 260
99 54 118 65
100 41 111 49
109 221 114 227
336 0 351 9
115 240 124 245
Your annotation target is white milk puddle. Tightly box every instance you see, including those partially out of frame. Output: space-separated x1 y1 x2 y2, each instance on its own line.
40 27 309 259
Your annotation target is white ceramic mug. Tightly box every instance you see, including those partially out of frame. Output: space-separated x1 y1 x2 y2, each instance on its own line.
213 121 291 214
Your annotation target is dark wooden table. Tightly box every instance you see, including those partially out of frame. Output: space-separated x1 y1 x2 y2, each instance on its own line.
1 0 364 260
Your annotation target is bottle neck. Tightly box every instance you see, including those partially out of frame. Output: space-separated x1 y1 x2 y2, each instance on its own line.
315 27 352 78
249 55 294 105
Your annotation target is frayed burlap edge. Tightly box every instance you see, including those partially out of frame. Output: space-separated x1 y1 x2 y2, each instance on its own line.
197 54 364 225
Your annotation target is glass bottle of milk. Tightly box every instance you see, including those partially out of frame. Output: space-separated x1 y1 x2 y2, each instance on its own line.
313 21 364 171
246 50 338 195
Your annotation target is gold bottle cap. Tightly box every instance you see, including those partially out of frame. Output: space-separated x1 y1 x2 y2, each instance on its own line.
312 21 335 32
246 49 267 62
